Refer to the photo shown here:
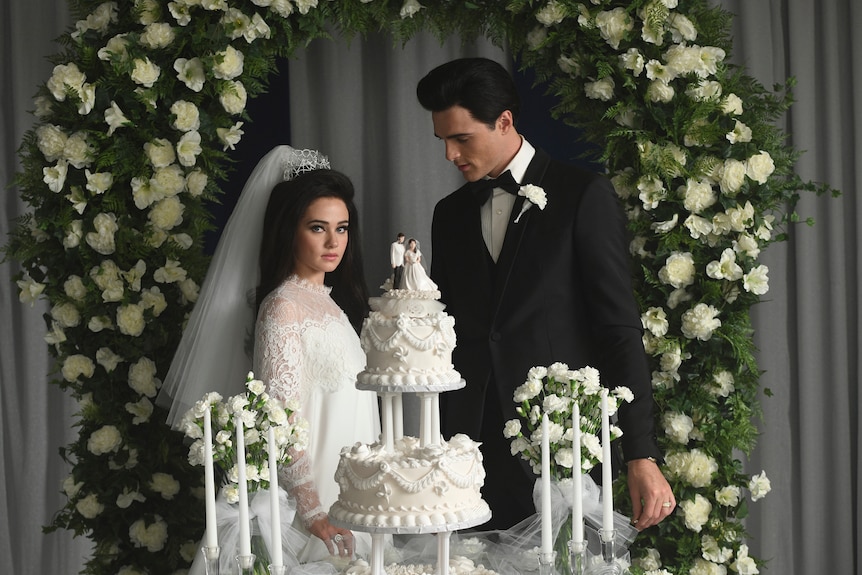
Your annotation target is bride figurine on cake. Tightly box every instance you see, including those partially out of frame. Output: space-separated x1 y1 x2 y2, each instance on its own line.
402 238 438 292
157 146 379 570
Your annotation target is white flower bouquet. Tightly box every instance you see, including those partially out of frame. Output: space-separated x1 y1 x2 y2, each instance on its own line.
504 362 633 479
180 372 308 500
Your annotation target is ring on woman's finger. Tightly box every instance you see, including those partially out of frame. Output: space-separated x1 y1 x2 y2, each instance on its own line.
662 501 672 508
332 534 344 543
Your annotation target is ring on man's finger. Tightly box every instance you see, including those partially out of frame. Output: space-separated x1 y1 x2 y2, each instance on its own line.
332 534 344 543
662 502 672 508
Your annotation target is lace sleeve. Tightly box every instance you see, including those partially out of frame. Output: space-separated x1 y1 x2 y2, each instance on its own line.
255 294 326 526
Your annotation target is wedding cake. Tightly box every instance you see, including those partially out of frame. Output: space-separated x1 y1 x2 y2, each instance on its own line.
329 286 490 536
357 288 461 387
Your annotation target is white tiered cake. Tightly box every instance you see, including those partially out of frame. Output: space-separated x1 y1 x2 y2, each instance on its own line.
329 287 491 575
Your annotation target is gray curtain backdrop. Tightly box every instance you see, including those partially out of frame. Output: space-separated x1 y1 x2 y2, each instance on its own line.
1 2 858 574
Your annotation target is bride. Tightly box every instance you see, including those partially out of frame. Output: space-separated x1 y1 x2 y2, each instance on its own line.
402 238 437 292
157 146 378 571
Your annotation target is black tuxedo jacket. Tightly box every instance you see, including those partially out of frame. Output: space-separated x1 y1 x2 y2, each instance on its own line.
430 149 661 465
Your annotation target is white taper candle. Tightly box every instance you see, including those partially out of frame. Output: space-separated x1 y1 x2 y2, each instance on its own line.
203 407 218 549
236 418 251 556
541 412 552 555
601 389 613 534
571 400 584 543
268 426 282 567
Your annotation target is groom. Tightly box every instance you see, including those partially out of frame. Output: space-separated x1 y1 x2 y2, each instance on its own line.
417 58 675 531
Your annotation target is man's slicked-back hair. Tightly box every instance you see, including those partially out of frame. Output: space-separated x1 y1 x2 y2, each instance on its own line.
416 57 520 127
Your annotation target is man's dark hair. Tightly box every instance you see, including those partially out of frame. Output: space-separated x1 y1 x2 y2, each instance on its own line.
416 57 520 127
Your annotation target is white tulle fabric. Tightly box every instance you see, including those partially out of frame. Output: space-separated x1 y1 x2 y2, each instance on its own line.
401 248 437 291
156 145 332 427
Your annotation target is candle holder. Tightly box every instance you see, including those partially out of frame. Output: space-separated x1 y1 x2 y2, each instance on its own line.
236 554 257 575
201 546 220 575
267 565 287 575
568 540 587 575
583 530 624 575
538 550 557 575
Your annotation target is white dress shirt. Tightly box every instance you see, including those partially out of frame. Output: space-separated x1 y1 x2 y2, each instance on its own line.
480 137 536 261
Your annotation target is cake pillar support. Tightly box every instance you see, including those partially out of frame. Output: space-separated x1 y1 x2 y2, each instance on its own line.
437 531 451 575
371 533 385 575
419 393 439 447
393 394 404 441
381 392 395 451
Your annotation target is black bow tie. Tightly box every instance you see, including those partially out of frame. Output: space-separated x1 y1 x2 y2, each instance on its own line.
469 170 520 205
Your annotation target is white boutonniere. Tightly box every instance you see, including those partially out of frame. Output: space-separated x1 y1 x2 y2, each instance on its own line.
514 184 547 223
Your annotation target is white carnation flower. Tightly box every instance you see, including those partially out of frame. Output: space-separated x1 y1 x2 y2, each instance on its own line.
745 151 775 184
679 493 712 532
212 45 245 80
130 57 161 88
658 251 695 288
149 472 180 500
170 100 200 132
76 493 105 518
88 425 123 455
715 484 741 507
117 303 146 337
128 357 159 397
748 470 771 501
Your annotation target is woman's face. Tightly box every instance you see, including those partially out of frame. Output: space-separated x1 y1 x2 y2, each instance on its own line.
293 196 349 283
409 240 416 250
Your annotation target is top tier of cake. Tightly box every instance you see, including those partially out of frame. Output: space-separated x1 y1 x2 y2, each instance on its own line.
357 289 462 388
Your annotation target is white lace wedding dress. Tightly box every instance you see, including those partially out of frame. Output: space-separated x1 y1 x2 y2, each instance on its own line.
255 275 379 564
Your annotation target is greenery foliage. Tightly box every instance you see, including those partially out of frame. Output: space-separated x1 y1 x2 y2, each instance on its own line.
4 1 835 574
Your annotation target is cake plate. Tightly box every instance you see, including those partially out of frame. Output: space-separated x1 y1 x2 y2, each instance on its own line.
331 511 492 575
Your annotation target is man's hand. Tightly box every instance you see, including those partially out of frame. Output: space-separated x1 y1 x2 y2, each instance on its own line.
627 457 675 530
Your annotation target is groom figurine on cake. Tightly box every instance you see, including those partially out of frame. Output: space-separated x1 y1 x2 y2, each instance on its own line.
417 57 675 531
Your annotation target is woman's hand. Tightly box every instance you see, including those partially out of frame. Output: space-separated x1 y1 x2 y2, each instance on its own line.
308 516 355 557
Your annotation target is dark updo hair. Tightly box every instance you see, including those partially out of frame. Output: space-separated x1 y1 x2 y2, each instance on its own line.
256 169 369 332
416 57 520 127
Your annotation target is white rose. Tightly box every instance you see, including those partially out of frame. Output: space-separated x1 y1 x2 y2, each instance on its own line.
148 196 185 230
88 425 123 455
170 100 200 132
681 302 721 341
585 76 615 101
718 159 746 196
51 302 80 328
64 275 87 300
220 80 247 114
503 419 521 438
76 493 105 518
681 178 716 214
595 8 631 49
745 151 775 184
658 251 695 288
37 124 68 161
149 472 180 500
139 22 175 49
174 57 206 92
536 0 566 26
748 470 771 501
715 484 741 507
647 80 675 103
679 493 712 532
117 303 146 337
62 354 96 382
721 93 744 115
176 131 202 167
145 138 176 168
129 357 159 397
85 212 118 255
47 63 86 101
212 45 244 80
399 0 421 19
129 516 168 552
64 131 94 169
662 411 694 444
130 57 161 87
151 164 186 197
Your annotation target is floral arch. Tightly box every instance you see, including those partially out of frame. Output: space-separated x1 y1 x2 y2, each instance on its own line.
6 0 830 574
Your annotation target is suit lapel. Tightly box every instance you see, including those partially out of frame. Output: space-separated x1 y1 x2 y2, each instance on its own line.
491 151 553 315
